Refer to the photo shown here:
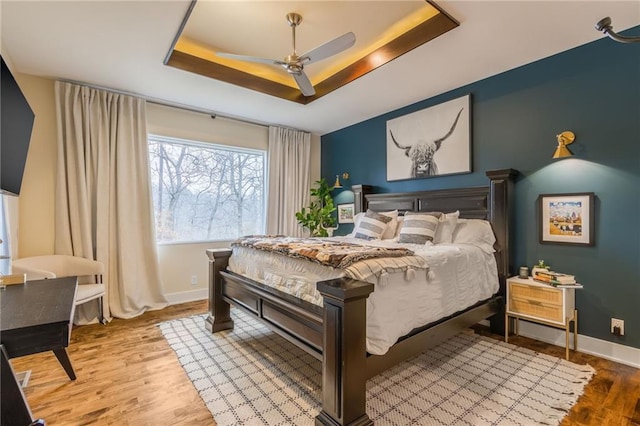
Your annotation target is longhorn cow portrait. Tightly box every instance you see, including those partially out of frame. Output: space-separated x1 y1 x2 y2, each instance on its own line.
389 108 464 178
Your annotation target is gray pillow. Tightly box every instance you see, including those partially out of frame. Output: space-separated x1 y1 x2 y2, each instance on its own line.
397 211 441 244
354 210 393 240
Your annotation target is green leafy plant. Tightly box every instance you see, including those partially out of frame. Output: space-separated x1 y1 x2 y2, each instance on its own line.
536 259 550 269
295 179 337 237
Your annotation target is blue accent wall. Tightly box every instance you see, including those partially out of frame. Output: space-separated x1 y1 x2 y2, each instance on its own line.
321 32 640 349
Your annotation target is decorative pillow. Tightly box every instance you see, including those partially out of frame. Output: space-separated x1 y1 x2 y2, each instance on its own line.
350 210 398 239
350 212 366 235
392 215 405 240
380 210 399 240
397 212 441 244
452 218 496 253
353 210 393 240
434 210 460 244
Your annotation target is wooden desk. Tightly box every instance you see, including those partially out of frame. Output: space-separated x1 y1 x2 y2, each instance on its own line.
0 277 78 380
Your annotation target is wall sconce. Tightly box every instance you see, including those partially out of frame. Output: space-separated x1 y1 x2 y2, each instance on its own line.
552 131 575 159
333 172 350 189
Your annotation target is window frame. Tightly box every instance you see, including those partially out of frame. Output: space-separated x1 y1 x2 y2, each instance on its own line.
148 134 267 245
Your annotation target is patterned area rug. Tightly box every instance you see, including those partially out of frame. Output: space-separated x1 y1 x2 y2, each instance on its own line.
159 311 594 426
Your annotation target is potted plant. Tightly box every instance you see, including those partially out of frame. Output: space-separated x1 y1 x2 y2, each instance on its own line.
295 179 337 237
531 259 551 277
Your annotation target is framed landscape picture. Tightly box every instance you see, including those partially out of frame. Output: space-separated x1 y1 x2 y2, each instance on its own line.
337 203 355 224
538 192 595 246
386 94 471 181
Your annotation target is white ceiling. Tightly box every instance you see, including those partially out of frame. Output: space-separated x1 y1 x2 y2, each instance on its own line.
1 1 638 135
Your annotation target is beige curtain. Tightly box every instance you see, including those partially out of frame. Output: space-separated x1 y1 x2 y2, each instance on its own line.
266 126 311 236
54 81 167 323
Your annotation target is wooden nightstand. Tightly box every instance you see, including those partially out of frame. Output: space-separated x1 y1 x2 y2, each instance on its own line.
505 276 579 360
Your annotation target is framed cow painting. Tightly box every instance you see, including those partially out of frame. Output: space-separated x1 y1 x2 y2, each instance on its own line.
386 94 471 181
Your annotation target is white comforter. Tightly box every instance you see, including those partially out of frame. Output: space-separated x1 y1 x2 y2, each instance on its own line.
228 237 499 355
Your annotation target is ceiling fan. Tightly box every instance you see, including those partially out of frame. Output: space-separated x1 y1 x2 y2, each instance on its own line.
216 12 356 97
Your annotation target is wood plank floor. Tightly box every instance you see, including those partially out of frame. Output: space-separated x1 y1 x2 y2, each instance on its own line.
9 300 640 425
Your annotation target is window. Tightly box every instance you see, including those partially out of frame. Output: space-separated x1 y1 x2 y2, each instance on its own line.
148 135 266 243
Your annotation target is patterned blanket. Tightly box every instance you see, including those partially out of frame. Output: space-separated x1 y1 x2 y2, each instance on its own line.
231 236 429 282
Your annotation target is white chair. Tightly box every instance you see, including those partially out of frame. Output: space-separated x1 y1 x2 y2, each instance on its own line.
12 255 106 324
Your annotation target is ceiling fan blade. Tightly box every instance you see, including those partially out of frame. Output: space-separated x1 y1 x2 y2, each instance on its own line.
216 52 285 66
292 71 315 96
300 32 356 65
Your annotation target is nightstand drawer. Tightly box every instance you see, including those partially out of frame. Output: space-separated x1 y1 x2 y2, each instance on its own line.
509 298 563 323
509 282 562 305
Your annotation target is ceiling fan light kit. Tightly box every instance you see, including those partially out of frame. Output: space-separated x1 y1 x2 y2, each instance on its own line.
216 12 356 97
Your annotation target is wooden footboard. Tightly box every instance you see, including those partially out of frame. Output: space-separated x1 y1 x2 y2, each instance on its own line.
206 249 375 425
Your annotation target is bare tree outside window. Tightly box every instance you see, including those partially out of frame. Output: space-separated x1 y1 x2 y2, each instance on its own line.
148 136 266 242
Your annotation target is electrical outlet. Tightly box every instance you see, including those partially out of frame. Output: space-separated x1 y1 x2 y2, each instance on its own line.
611 318 624 336
191 275 198 286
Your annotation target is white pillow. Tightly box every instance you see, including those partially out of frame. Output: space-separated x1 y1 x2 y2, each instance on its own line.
452 218 496 253
397 212 441 245
353 210 394 240
350 212 366 234
434 210 460 244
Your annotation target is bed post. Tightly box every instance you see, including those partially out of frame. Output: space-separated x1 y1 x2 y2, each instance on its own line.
316 278 374 426
205 248 234 333
352 184 373 214
486 169 518 335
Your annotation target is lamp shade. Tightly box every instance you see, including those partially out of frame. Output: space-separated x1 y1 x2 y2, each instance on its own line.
333 175 342 188
552 131 575 159
552 145 574 158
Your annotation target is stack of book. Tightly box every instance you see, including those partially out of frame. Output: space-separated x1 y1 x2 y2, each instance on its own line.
533 270 582 287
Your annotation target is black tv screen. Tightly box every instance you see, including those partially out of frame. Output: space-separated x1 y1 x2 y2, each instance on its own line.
1 55 35 195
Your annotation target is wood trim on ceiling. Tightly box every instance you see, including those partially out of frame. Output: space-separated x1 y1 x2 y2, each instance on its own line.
164 1 459 105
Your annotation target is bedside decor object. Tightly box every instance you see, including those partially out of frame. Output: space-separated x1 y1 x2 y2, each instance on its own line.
552 131 575 158
320 223 338 237
386 95 471 181
518 266 529 279
531 259 550 278
337 203 355 224
538 193 595 246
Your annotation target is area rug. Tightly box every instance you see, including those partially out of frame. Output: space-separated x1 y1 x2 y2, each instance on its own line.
159 311 594 426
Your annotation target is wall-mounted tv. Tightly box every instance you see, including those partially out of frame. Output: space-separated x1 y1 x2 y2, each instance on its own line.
1 55 35 196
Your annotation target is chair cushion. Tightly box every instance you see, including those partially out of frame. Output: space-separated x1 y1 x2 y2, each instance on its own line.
75 284 105 305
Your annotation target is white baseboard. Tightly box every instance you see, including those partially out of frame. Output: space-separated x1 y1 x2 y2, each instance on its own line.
165 288 208 305
478 319 640 368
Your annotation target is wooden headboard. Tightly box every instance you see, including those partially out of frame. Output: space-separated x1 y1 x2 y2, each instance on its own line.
351 169 518 294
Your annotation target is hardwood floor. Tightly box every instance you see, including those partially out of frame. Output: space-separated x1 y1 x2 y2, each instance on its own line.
10 301 640 425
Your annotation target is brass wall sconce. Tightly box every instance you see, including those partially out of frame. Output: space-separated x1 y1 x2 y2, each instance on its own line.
552 131 576 159
333 172 350 189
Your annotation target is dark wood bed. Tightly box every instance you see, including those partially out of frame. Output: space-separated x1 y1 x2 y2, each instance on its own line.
205 169 517 426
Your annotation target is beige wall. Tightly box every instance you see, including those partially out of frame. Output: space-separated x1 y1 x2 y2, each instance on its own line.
10 76 321 301
13 74 57 257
